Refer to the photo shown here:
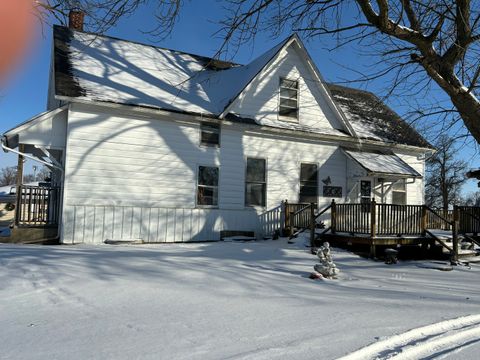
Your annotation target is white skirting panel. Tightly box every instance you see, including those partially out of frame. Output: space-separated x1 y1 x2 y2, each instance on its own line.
61 205 284 244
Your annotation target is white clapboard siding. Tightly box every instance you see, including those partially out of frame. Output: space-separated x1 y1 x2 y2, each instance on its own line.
62 205 266 243
229 43 344 131
62 104 347 243
395 151 425 205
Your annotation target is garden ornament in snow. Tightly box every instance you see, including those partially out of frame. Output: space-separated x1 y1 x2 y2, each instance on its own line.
312 242 339 279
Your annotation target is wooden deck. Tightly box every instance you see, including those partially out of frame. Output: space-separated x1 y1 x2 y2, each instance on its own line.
284 200 480 260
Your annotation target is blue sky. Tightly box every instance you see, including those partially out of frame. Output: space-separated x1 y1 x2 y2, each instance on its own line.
1 1 478 194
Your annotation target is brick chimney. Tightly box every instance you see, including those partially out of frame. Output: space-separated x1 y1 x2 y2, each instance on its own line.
68 10 84 31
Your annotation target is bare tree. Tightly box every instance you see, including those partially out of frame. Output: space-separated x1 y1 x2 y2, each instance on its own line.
425 135 467 210
36 1 480 144
35 166 52 182
35 1 183 38
0 166 17 187
464 190 480 206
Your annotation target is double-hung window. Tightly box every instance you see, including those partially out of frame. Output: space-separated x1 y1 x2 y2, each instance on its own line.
299 163 318 204
245 158 266 207
279 78 298 120
197 166 219 206
200 123 220 146
392 179 407 205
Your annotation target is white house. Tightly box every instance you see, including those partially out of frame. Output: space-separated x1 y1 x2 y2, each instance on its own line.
1 23 432 244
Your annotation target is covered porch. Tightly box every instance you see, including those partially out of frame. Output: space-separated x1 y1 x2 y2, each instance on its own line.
1 107 67 242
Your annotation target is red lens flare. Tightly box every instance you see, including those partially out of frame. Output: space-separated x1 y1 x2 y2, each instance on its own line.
0 0 36 85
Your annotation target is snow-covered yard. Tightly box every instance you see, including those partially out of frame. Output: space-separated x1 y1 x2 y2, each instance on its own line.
1 239 479 359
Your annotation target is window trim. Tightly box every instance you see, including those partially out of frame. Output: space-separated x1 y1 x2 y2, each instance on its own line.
199 122 221 148
195 164 220 208
244 157 267 208
278 77 299 122
298 162 318 204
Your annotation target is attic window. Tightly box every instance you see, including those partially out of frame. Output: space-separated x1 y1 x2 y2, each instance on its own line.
200 123 220 146
279 78 298 120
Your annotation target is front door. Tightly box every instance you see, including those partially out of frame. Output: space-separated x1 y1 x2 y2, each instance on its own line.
360 180 372 212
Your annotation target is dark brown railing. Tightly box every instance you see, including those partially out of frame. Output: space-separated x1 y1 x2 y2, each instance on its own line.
15 185 60 227
336 203 371 234
282 199 480 261
335 202 423 236
284 201 332 248
457 206 480 234
426 209 453 230
377 204 423 235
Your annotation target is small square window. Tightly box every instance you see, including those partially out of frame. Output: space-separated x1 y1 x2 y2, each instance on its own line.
197 166 219 206
279 78 298 120
200 123 220 146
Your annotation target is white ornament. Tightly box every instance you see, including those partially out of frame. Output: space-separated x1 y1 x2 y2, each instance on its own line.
313 242 339 278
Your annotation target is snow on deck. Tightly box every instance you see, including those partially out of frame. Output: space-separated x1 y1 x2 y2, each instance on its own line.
1 240 479 359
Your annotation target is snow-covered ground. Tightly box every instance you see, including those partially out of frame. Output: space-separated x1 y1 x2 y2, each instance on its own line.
1 238 479 359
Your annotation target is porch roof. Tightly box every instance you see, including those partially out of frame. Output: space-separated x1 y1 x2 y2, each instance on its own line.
343 149 422 178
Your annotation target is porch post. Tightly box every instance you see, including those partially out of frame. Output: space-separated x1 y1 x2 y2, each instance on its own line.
421 205 427 237
309 203 315 249
370 198 377 258
331 199 336 234
14 144 24 226
284 200 290 237
452 205 459 263
370 198 376 238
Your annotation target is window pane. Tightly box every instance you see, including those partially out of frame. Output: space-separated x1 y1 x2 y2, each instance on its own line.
246 183 266 206
246 158 266 182
280 88 297 99
198 166 218 186
392 192 406 205
279 98 297 108
300 186 317 204
200 123 220 146
279 107 298 118
280 78 298 89
392 179 406 191
300 164 317 182
197 186 218 206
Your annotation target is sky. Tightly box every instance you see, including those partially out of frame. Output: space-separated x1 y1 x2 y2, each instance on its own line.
0 1 479 194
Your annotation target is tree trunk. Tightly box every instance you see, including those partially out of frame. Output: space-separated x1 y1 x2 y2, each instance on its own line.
449 92 480 144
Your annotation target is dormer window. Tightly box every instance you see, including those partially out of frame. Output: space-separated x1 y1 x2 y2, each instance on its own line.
279 78 298 120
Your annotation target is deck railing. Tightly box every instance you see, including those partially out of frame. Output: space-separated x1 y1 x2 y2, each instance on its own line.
335 202 424 236
426 209 453 230
457 206 480 234
15 185 61 227
282 199 480 261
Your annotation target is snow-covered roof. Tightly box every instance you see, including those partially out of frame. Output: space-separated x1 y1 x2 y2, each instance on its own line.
52 25 430 149
328 84 431 149
344 149 422 178
54 25 289 116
